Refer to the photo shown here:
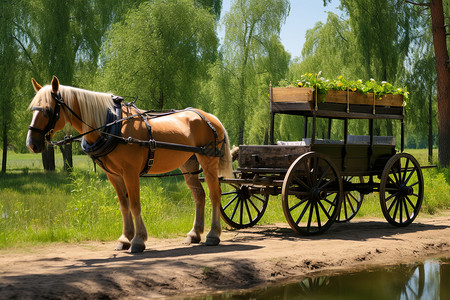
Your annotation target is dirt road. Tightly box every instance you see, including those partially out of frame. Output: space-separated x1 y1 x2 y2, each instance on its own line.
1 213 449 299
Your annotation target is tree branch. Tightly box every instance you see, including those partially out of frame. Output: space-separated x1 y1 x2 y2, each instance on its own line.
404 0 431 7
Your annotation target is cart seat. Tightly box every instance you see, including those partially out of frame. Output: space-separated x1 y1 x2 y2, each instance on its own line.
347 135 395 145
277 135 395 146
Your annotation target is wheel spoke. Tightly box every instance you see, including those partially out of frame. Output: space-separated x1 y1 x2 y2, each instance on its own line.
317 165 331 186
295 201 311 225
244 198 253 223
223 194 238 210
402 158 410 182
222 191 238 196
230 197 241 221
392 196 401 220
386 175 399 188
315 203 322 229
319 177 337 190
404 167 417 184
403 198 411 221
387 195 399 213
318 200 331 220
346 194 356 214
290 197 310 212
248 197 261 212
252 194 266 204
292 174 311 190
307 203 314 232
405 195 417 211
385 192 397 203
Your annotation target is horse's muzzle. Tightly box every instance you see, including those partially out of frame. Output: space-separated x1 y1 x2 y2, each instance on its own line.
26 130 44 153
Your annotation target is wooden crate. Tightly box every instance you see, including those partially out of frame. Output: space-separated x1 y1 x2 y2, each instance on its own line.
270 87 404 119
271 87 403 107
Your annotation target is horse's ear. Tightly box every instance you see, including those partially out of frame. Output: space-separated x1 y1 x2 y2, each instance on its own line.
51 76 59 93
31 78 42 92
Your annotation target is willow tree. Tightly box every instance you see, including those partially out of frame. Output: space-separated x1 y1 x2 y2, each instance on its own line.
0 1 19 173
217 0 290 145
99 0 218 110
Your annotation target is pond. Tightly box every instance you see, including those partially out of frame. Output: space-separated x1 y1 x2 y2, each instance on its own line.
187 258 449 300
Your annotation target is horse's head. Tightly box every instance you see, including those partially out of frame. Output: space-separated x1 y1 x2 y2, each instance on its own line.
26 76 66 153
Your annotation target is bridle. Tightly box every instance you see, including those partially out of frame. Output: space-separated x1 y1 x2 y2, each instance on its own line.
28 92 63 141
28 91 97 142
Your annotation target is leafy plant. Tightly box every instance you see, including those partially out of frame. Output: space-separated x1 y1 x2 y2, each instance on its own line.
293 72 409 103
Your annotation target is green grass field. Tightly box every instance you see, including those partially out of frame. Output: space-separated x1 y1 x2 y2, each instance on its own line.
0 149 448 249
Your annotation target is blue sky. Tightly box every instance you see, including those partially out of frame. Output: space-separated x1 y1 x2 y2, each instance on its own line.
219 0 342 59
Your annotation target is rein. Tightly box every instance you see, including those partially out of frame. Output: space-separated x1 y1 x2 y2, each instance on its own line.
42 94 226 158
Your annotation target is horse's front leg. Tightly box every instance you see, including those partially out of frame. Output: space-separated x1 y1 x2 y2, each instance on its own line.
107 173 134 251
123 173 148 253
181 156 205 244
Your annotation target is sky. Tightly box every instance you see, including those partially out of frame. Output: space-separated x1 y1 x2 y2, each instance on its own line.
218 0 342 59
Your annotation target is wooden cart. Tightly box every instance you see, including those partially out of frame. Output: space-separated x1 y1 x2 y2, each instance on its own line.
219 86 425 235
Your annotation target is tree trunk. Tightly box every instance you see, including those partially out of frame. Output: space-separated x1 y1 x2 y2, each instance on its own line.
430 0 450 167
42 145 56 171
428 92 433 163
60 143 73 172
1 122 7 173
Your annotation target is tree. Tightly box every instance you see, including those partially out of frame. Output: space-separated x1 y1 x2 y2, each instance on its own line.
0 1 19 173
217 0 290 145
99 0 218 110
401 0 450 167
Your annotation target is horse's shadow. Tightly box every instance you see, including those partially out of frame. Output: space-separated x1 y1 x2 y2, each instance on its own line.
76 242 262 267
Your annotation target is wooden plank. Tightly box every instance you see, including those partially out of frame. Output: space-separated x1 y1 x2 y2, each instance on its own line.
325 90 403 107
271 87 314 102
238 145 311 169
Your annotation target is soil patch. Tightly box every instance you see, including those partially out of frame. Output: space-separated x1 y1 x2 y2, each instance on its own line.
1 214 449 299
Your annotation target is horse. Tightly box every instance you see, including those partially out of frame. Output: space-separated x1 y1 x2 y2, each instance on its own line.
26 76 233 253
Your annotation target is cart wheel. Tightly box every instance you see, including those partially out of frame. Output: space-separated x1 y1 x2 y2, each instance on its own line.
282 152 343 235
220 184 269 229
379 153 424 227
336 176 364 222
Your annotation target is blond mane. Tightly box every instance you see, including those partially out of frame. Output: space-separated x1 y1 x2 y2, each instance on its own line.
29 85 115 132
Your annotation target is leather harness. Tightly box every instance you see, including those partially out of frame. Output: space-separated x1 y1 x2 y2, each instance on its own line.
78 96 225 176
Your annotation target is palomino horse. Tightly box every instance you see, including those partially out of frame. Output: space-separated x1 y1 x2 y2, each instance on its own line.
26 76 233 253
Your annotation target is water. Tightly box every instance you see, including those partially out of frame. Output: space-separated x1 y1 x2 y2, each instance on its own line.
188 259 449 300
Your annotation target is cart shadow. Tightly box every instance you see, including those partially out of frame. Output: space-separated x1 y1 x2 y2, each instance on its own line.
227 220 448 243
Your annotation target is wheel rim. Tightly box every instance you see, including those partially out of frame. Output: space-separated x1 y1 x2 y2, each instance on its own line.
380 153 424 227
220 184 268 229
282 152 342 235
336 176 364 222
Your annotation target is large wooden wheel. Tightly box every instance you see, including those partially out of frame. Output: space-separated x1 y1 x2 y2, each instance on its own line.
220 184 269 229
379 153 424 227
282 152 343 235
336 176 364 222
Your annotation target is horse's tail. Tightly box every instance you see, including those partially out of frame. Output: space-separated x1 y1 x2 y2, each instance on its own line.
218 129 234 179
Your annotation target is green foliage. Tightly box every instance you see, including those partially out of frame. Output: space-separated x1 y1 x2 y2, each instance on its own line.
292 73 409 102
98 0 218 110
213 0 290 145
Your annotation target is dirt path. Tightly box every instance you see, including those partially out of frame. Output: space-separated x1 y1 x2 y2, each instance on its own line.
1 213 449 299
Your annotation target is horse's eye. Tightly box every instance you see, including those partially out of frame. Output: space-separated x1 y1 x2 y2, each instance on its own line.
44 107 53 118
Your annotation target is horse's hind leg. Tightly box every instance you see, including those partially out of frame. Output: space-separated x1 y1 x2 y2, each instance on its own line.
197 156 222 246
181 156 205 244
106 173 134 251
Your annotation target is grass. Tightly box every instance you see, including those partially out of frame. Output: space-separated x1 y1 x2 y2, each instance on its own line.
0 149 448 249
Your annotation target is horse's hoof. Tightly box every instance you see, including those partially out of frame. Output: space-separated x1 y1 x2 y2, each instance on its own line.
184 236 201 245
130 243 146 253
115 242 131 251
205 237 220 246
